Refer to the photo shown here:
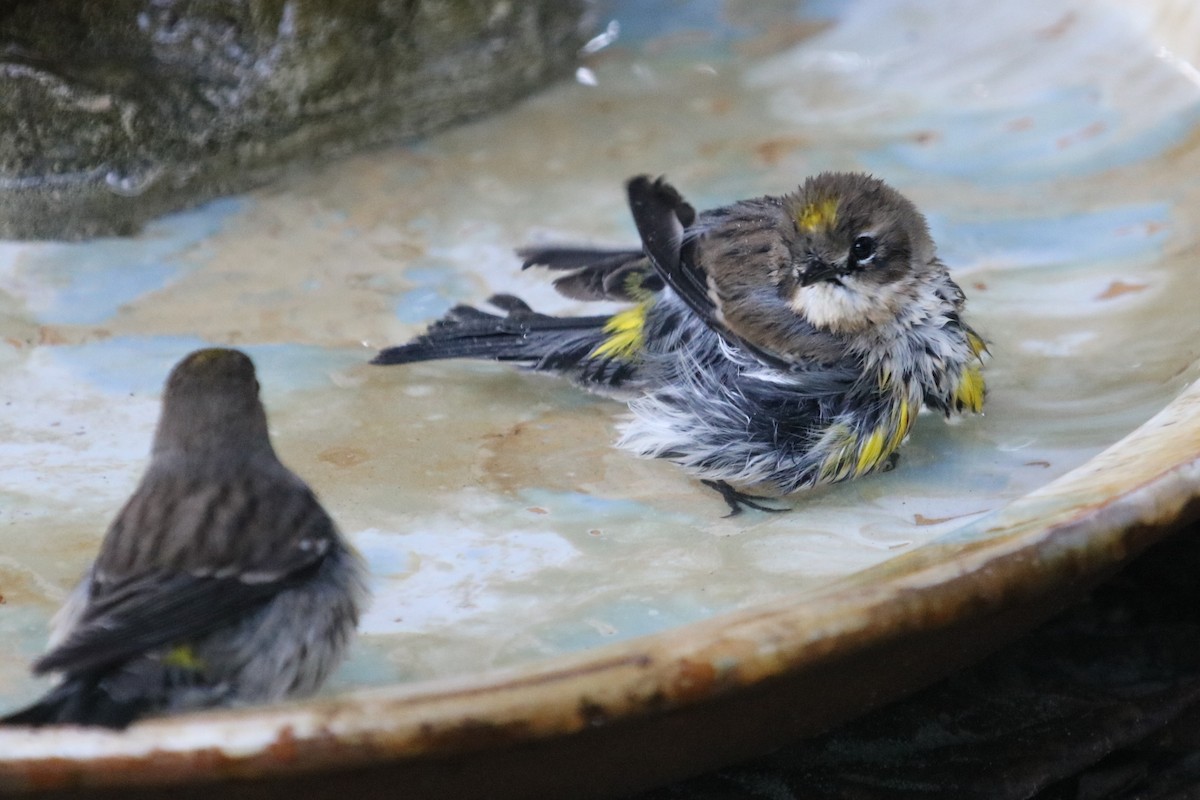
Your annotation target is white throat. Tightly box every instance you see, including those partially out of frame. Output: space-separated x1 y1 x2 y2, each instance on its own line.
788 277 909 335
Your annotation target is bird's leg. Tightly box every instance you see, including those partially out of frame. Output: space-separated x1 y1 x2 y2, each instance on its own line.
881 452 901 473
701 480 789 518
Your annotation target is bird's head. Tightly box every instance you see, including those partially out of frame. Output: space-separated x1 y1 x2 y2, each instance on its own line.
154 348 271 460
781 172 937 335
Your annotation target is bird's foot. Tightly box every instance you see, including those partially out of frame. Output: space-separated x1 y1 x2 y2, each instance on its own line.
701 480 789 518
881 452 901 473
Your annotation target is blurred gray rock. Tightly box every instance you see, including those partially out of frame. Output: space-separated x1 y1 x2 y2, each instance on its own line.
0 0 591 239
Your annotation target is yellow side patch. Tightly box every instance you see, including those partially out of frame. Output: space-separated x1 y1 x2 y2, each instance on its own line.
591 303 648 360
886 399 914 453
966 330 988 360
823 398 916 482
796 198 839 233
955 365 986 413
854 428 886 476
817 424 857 482
162 644 205 671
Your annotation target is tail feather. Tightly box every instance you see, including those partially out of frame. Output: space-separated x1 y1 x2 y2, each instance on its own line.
1 675 148 729
372 295 612 371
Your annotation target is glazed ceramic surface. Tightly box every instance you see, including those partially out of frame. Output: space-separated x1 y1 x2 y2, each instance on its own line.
2 0 1200 794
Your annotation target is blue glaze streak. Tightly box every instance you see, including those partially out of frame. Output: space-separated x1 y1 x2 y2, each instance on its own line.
517 488 702 526
867 92 1200 183
20 197 246 326
606 0 836 54
44 337 361 397
391 264 475 324
932 202 1170 269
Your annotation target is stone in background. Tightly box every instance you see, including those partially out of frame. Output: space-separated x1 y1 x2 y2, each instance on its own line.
0 0 591 239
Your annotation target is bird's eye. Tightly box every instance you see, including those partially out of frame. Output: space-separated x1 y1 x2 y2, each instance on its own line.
852 235 877 264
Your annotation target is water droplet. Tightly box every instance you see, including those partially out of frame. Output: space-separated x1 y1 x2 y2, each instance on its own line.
575 66 598 87
104 164 163 197
581 20 619 55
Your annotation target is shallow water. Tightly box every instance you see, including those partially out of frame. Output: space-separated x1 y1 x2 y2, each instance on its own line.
2 0 1199 703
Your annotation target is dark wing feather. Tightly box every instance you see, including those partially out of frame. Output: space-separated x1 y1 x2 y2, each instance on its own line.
36 474 336 676
518 246 656 302
626 176 805 371
372 295 612 369
518 246 642 272
624 175 716 319
1 673 148 728
34 562 322 676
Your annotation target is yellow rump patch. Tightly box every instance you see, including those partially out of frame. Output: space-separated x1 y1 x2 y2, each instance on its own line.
796 198 839 233
162 644 205 671
955 365 986 413
591 303 648 360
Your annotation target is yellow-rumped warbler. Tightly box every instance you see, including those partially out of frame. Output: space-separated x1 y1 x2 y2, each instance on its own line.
1 348 367 728
373 174 987 514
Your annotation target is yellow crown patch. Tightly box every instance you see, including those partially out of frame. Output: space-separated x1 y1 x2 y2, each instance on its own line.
796 197 839 233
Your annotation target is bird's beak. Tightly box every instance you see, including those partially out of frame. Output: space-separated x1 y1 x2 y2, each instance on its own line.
798 258 844 287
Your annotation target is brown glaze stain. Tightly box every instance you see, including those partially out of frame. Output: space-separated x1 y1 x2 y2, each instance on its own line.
1116 220 1168 237
733 19 832 58
1006 116 1035 132
264 725 299 763
753 136 809 166
911 130 941 145
1025 460 1052 468
0 567 60 608
706 96 734 116
1096 280 1149 300
669 659 718 705
913 511 986 527
317 446 372 468
1035 11 1078 39
479 408 614 496
1056 120 1107 149
415 717 536 753
5 325 115 349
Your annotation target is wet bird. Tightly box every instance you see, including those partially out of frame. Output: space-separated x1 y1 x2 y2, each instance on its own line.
2 348 367 728
373 174 987 514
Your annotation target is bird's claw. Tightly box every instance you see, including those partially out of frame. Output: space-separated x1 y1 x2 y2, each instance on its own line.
701 480 789 518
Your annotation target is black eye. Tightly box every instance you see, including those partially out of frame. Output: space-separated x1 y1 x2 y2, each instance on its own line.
852 235 876 263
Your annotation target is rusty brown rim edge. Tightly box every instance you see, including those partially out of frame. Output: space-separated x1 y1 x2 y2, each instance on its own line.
3 379 1199 792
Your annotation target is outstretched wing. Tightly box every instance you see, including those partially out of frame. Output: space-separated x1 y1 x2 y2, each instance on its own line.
624 176 715 319
625 175 803 372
